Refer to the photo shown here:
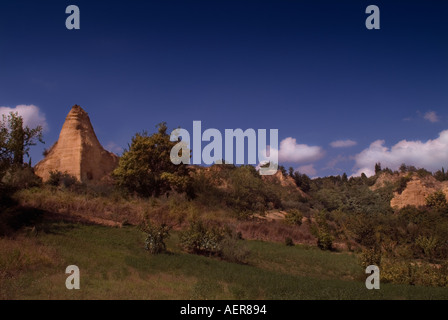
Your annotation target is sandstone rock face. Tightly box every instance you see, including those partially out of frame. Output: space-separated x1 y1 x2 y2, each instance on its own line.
35 105 119 182
390 176 448 210
390 178 432 209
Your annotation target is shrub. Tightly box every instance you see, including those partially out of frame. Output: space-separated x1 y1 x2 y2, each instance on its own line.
426 191 448 210
179 221 228 256
312 212 333 251
180 221 250 263
47 170 77 188
142 221 171 254
381 259 448 287
285 209 303 226
285 237 294 246
359 248 382 268
415 235 439 261
395 176 411 195
316 230 333 251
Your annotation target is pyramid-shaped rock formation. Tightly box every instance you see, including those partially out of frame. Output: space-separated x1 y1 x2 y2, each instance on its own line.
35 105 119 182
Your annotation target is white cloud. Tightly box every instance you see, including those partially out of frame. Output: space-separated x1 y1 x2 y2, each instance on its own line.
330 139 357 148
297 164 317 176
424 111 439 123
0 105 48 131
353 130 448 177
277 137 324 163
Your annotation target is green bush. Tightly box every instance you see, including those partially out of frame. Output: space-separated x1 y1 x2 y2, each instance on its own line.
47 170 77 188
180 221 250 263
415 235 440 261
395 176 411 194
179 221 228 256
285 209 303 226
381 259 448 287
316 230 333 251
426 191 448 210
359 248 382 268
285 237 294 246
142 221 171 254
311 212 333 251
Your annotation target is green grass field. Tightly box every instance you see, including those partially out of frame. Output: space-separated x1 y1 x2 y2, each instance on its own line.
1 222 447 300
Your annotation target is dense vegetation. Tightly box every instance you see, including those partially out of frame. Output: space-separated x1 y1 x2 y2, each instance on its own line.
1 116 448 296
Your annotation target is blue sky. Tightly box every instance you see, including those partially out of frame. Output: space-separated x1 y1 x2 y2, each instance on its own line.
0 0 447 177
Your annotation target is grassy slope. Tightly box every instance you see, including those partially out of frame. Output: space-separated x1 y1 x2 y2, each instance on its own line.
1 223 447 300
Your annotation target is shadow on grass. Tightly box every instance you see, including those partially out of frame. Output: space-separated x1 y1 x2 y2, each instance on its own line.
0 204 45 236
0 193 83 237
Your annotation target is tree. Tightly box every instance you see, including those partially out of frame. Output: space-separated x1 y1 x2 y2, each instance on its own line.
288 167 294 178
0 112 44 175
399 163 407 173
426 191 448 210
375 162 382 175
341 172 348 183
113 122 192 197
292 171 311 193
434 167 448 182
278 165 287 177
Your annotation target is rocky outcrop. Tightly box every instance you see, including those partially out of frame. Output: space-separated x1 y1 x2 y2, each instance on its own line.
34 105 119 182
390 175 448 209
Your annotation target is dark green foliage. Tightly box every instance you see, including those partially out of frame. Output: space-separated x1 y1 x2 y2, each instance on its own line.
426 191 448 210
399 163 407 173
113 123 192 197
395 176 411 194
359 248 382 268
312 212 333 251
310 175 392 215
285 209 303 226
1 165 42 189
278 165 287 177
47 170 78 188
292 171 311 192
375 162 382 175
434 167 448 182
225 166 281 218
285 237 294 246
288 167 294 178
